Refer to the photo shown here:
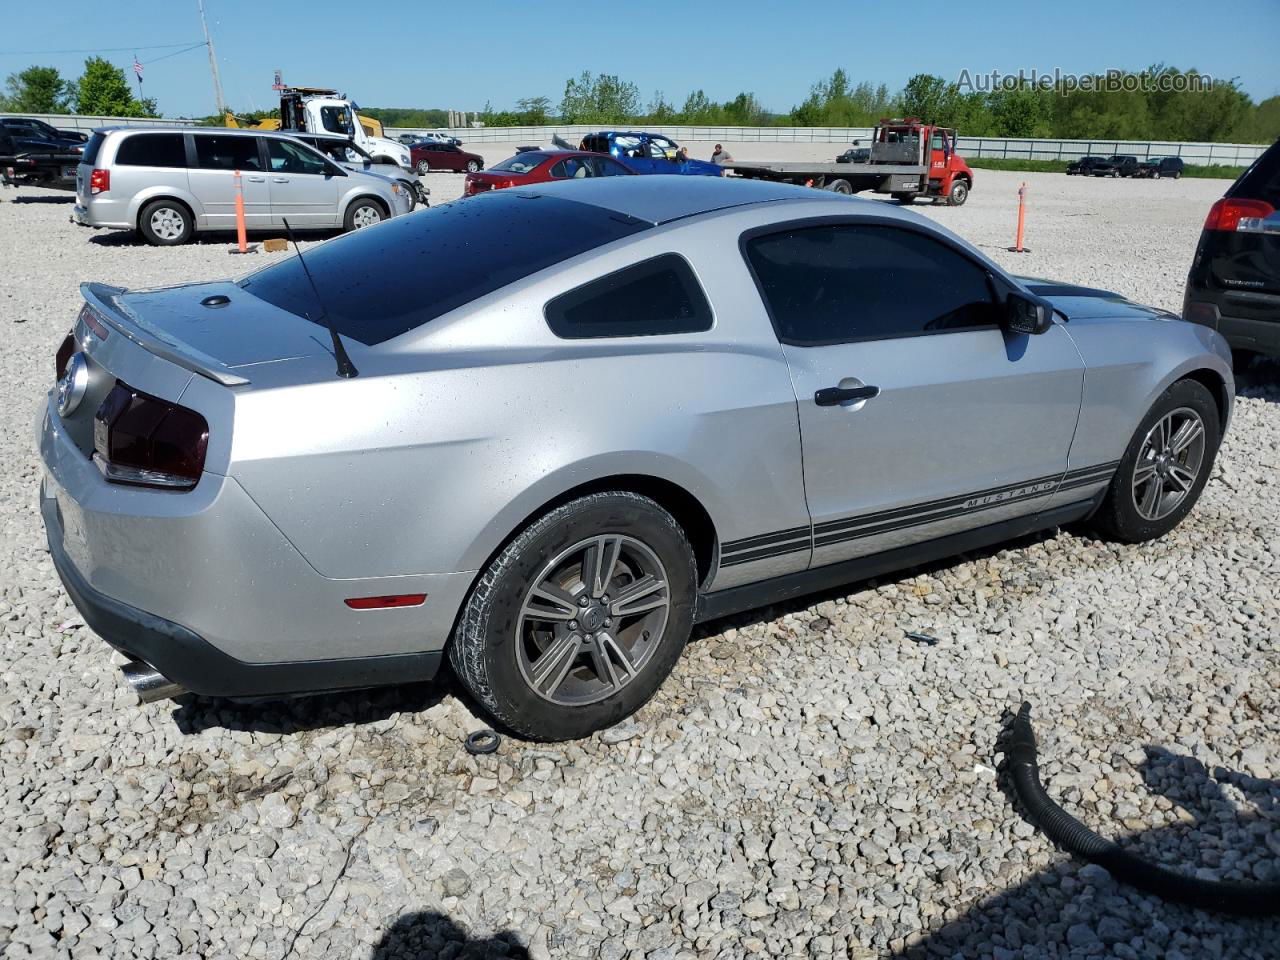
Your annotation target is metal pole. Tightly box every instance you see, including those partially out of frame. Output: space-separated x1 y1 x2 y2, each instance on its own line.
197 0 226 116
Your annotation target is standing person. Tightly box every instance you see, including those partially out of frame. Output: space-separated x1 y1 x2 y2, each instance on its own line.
711 143 734 165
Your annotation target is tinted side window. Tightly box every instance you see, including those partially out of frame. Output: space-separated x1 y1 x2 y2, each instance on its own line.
589 157 629 177
266 138 332 175
114 133 187 168
545 254 712 339
744 224 997 346
194 135 262 171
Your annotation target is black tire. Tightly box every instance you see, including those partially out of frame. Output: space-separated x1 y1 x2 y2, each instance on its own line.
1111 169 1120 178
1091 379 1220 544
137 198 193 246
415 159 430 176
825 178 853 195
449 492 697 741
1173 171 1182 180
343 197 386 232
947 178 969 206
1152 171 1161 180
465 159 480 173
891 192 917 204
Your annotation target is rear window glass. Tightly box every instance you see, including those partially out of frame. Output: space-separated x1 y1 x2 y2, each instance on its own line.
195 135 262 171
491 153 546 173
115 133 186 168
545 254 712 339
82 132 106 165
1232 142 1280 208
239 193 651 346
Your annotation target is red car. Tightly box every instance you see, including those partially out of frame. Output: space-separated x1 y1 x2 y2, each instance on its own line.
463 150 634 196
410 140 486 175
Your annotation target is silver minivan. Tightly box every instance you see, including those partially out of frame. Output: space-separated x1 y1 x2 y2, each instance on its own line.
73 126 412 245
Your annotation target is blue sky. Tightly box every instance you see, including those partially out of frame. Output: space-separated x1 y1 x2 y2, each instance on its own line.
5 0 1277 118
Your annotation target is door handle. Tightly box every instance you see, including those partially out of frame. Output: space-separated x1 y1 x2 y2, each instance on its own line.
272 177 289 183
815 384 880 406
246 176 266 182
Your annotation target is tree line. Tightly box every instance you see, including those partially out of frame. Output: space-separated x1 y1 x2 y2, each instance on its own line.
4 60 1276 144
0 62 158 118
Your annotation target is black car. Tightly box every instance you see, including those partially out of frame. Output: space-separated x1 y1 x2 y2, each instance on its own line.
1090 155 1140 178
1137 157 1185 179
836 145 870 164
1184 139 1280 366
1066 155 1106 175
0 116 84 189
0 116 86 154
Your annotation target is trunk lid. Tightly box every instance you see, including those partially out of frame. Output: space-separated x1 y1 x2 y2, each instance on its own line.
86 280 331 381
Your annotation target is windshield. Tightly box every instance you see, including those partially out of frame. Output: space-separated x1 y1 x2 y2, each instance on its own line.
490 153 548 173
238 193 651 346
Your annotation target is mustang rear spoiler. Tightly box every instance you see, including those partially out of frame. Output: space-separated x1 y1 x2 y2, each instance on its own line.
80 282 250 386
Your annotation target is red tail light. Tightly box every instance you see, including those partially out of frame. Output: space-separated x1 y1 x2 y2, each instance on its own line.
93 382 209 490
89 168 109 195
1203 198 1275 232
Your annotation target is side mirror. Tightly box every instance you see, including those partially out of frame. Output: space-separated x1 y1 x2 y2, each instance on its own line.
1005 291 1053 335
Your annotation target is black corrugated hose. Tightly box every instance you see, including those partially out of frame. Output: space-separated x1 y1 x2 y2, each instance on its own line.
1006 702 1280 916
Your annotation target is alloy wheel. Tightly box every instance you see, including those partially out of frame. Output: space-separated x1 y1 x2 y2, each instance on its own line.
516 535 670 706
1131 406 1206 521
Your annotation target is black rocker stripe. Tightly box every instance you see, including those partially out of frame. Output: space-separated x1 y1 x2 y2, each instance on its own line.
721 524 811 556
720 539 811 567
814 484 1058 548
720 461 1121 568
813 472 1062 538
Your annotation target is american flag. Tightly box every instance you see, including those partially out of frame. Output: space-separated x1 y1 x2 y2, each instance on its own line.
132 56 143 79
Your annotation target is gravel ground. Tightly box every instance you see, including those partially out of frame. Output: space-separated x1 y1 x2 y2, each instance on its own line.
1 166 1278 960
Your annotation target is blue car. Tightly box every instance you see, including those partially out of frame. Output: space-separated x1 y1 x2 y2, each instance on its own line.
580 131 723 177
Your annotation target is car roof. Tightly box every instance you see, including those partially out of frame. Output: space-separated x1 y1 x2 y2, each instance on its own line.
508 176 852 226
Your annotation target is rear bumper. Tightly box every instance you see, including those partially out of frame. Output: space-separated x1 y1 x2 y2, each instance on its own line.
38 398 469 696
1185 297 1280 357
42 492 443 698
73 201 129 230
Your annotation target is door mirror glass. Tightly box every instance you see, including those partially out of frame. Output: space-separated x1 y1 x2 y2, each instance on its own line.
1005 292 1053 335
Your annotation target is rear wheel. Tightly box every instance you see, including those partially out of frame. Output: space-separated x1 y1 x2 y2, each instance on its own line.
138 199 193 246
1173 171 1182 180
1232 349 1258 374
892 191 917 204
449 492 697 741
947 178 969 206
1091 379 1220 543
1153 171 1161 179
344 198 386 232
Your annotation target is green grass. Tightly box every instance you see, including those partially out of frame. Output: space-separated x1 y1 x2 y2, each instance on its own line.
964 156 1247 179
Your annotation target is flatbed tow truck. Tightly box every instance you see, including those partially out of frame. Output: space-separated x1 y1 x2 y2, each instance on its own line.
725 118 973 206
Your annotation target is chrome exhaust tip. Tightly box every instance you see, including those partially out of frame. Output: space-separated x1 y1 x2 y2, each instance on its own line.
120 661 186 704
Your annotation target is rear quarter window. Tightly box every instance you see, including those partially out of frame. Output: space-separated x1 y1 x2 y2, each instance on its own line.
544 254 713 339
82 132 106 165
1232 141 1280 209
114 133 187 168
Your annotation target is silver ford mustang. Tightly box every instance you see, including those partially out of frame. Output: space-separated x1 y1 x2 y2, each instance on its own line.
39 177 1233 740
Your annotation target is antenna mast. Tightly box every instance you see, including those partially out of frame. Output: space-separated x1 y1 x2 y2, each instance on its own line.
197 0 226 116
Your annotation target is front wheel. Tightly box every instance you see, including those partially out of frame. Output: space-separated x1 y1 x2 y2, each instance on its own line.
465 159 481 173
1090 379 1220 543
449 492 697 741
825 178 853 195
344 198 385 232
947 179 969 206
415 159 430 176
